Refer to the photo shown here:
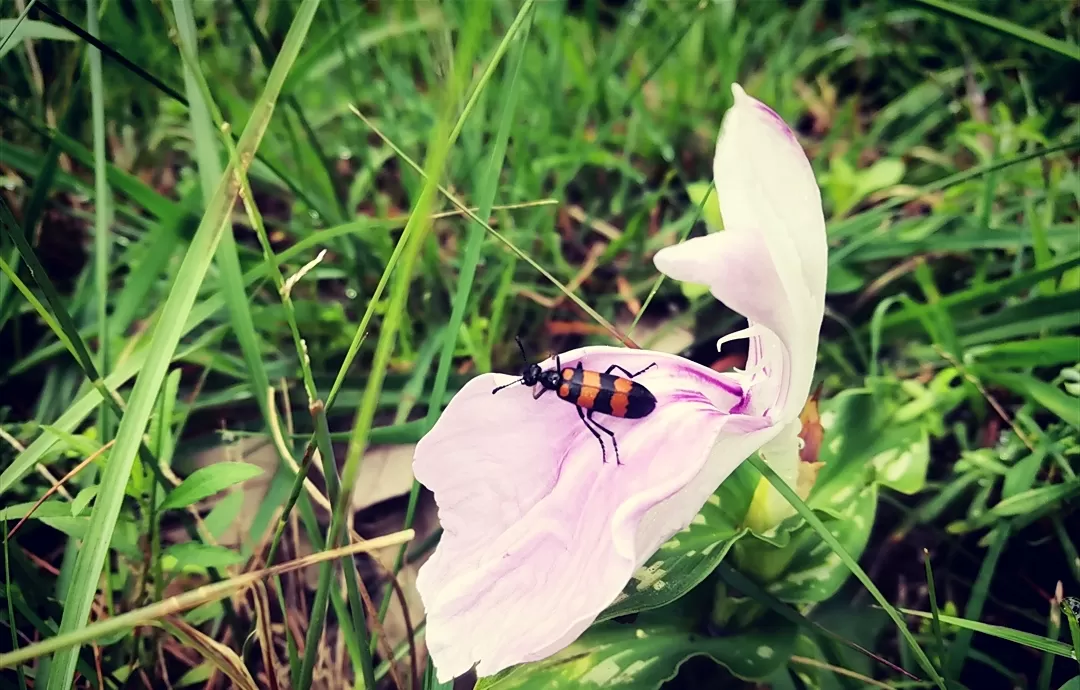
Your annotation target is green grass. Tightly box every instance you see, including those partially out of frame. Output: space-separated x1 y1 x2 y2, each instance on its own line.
1 0 1078 689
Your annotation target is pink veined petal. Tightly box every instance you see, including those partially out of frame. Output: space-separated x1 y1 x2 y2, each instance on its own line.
413 346 759 681
653 231 792 417
654 83 826 423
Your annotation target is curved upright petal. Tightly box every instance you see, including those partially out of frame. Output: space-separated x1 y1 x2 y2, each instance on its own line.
655 83 827 422
413 346 768 680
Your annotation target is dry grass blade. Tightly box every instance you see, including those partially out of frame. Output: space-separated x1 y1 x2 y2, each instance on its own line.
250 580 280 690
0 529 413 670
5 439 115 539
348 105 639 350
161 616 259 690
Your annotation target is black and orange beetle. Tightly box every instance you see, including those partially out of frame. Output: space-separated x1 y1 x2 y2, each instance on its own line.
492 337 657 465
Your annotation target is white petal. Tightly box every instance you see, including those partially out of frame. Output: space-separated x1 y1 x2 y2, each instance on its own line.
713 84 827 420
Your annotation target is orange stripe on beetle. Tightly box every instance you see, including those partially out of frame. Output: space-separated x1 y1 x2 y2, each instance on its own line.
609 391 629 417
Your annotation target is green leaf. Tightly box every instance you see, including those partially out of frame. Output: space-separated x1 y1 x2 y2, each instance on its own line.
749 455 946 688
474 618 796 689
869 426 930 495
685 182 723 232
162 542 246 573
853 158 905 201
811 389 935 506
0 19 77 60
1057 678 1080 690
0 500 69 521
599 462 757 620
764 486 877 603
160 463 263 511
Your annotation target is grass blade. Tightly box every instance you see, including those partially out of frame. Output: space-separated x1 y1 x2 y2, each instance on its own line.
946 523 1011 679
747 454 947 689
299 3 499 688
42 2 323 687
0 202 544 496
169 0 277 442
1063 598 1080 665
3 520 28 690
907 0 1080 61
372 0 535 654
901 607 1077 660
923 549 946 678
352 107 633 348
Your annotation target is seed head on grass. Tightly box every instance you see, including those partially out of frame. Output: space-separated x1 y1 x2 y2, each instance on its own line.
412 83 828 681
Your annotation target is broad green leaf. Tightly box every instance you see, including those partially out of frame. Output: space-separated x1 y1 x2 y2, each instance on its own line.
160 463 263 511
755 486 876 603
474 618 796 689
175 662 213 688
829 157 905 218
1058 678 1080 690
868 425 929 495
811 388 935 505
0 19 77 60
599 462 757 620
162 542 246 573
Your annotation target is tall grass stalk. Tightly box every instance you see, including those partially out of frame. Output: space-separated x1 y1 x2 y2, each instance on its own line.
42 2 323 687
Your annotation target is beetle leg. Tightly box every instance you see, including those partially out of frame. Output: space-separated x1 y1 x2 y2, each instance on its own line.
587 409 621 465
576 405 607 464
602 362 657 379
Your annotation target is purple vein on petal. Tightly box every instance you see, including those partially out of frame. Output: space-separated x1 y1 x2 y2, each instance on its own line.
753 101 798 144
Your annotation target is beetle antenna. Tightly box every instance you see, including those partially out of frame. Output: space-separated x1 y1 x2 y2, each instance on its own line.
514 335 529 363
491 378 524 395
